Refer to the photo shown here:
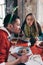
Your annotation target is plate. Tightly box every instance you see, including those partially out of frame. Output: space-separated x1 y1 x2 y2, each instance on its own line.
10 46 30 56
21 38 30 42
10 37 30 43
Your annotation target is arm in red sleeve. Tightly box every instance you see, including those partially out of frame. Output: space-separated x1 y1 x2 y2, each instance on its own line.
0 31 10 63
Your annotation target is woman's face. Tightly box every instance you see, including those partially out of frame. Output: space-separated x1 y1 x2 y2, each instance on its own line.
26 15 34 27
13 18 21 34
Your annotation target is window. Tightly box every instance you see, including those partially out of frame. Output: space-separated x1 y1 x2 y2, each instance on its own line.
6 0 17 15
0 0 5 26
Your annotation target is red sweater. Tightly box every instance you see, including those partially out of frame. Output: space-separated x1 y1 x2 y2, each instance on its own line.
0 29 11 63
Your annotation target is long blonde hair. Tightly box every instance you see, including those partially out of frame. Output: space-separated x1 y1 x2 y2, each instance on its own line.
33 14 39 36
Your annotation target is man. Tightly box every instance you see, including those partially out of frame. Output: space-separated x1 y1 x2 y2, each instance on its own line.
0 14 28 65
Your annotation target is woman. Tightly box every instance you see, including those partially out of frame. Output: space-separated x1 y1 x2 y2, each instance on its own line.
21 13 42 38
21 13 42 46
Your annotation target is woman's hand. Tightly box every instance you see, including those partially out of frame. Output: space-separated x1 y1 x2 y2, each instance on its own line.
35 37 39 41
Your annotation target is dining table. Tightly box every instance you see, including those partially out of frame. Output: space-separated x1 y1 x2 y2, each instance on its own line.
8 39 43 65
